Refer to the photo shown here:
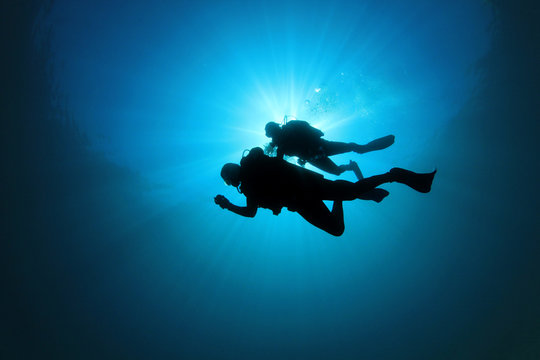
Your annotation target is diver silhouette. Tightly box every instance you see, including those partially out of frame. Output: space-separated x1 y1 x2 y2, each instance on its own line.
215 147 436 236
265 120 395 176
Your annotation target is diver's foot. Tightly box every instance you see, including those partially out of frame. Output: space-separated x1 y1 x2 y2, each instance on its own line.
338 160 361 174
390 167 436 193
363 188 389 203
348 160 364 180
338 161 354 171
355 135 395 154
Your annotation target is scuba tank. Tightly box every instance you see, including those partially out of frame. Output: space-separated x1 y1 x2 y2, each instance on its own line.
283 114 297 124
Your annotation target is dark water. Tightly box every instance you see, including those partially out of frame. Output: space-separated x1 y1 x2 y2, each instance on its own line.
2 0 539 359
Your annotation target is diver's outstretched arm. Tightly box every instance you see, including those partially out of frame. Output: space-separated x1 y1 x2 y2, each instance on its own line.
214 195 257 217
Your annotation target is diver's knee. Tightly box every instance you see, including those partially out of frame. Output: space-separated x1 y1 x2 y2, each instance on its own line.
328 222 345 237
336 165 348 175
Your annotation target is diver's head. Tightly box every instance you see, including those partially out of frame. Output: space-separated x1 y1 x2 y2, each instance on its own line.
265 122 281 139
221 163 241 187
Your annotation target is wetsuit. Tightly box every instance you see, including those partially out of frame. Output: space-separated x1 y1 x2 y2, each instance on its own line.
272 120 325 160
239 147 367 214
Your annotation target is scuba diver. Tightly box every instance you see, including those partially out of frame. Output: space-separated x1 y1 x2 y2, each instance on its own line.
214 147 436 236
265 120 395 176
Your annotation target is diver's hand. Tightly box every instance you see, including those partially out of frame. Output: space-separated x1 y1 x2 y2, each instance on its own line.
214 195 231 209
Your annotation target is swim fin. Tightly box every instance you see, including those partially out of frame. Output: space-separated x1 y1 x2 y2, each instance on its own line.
357 135 395 154
389 167 436 193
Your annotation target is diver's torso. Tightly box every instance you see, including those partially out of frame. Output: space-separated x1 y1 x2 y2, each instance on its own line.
240 149 323 211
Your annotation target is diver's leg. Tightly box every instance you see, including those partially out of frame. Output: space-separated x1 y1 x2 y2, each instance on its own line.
321 136 395 156
317 168 436 199
349 160 363 180
308 157 348 175
320 139 357 156
350 160 390 202
317 177 391 200
358 188 389 203
331 200 344 225
354 135 395 154
295 200 345 237
355 174 395 193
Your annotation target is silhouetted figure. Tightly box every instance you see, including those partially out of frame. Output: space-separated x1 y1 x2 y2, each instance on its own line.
215 147 436 236
265 120 395 176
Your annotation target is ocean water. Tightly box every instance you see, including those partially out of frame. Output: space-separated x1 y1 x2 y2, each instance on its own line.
2 0 539 359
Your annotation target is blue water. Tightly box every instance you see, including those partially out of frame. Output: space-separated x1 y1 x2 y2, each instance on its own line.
53 0 488 191
3 0 539 359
